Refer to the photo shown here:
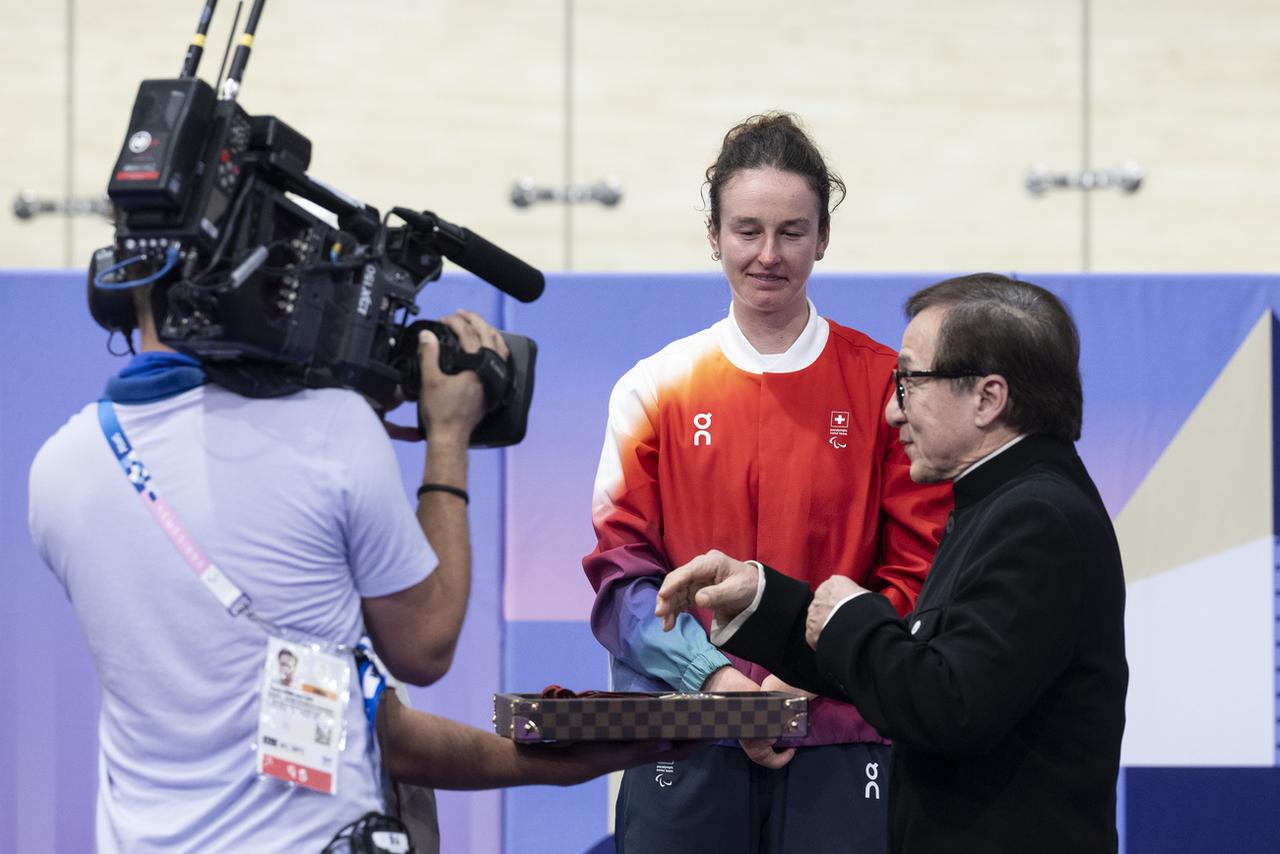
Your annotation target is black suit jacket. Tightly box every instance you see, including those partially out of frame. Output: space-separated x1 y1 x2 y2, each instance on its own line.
724 435 1127 853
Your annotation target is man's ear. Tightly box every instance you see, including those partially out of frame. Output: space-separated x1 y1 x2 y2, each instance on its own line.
707 221 720 258
973 374 1010 428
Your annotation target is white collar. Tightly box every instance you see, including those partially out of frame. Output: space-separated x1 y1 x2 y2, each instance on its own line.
715 298 829 374
954 433 1028 482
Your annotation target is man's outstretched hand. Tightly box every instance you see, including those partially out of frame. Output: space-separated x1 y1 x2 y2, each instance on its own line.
655 550 760 632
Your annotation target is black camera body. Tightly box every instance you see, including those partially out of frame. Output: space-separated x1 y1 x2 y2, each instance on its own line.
91 26 543 447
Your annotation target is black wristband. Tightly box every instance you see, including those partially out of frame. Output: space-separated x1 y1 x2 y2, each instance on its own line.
417 483 469 504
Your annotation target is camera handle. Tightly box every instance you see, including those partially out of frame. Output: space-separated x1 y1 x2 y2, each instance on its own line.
403 319 513 441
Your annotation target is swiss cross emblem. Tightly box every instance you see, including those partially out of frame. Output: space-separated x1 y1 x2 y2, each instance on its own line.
828 410 850 449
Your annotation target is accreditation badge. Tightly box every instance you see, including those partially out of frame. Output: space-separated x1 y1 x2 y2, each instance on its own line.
256 635 351 795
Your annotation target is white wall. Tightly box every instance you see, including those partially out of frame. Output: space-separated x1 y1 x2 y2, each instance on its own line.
2 0 1277 273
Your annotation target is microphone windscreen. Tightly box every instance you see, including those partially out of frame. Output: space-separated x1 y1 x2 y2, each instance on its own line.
450 227 545 303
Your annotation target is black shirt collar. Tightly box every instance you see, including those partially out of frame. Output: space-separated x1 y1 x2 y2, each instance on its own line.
951 433 1079 509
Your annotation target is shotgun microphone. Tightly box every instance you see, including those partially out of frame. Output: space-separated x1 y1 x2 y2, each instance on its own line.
390 208 544 303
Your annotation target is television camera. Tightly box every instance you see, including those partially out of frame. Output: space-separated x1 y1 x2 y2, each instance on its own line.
89 0 542 447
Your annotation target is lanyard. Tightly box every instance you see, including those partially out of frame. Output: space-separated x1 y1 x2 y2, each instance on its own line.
95 399 386 732
97 400 250 615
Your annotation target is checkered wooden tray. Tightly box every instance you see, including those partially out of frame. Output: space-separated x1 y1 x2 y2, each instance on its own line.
493 691 808 743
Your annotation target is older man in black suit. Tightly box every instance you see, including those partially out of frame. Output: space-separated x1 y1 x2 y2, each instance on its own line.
656 273 1127 853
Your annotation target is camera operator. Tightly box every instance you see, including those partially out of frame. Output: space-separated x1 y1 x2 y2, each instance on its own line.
29 287 682 852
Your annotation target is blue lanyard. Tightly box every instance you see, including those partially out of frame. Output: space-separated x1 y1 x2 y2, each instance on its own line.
95 399 386 735
97 400 251 615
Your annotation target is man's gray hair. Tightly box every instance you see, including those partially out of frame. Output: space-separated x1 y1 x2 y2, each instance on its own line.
905 273 1083 441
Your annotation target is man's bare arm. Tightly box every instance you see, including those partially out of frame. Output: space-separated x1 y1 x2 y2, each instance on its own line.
380 691 697 789
364 312 504 685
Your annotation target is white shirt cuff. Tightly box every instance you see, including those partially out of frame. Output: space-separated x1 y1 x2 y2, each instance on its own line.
709 561 766 646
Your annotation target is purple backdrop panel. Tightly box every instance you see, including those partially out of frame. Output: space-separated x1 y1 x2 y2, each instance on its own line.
501 620 612 854
1 269 118 854
396 274 505 853
814 272 1280 516
805 272 963 347
1027 274 1280 517
12 270 1280 854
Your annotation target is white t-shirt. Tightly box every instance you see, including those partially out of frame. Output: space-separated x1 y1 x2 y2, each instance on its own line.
29 383 435 852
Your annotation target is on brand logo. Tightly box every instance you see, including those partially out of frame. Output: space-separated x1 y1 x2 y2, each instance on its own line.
693 412 712 446
864 762 880 799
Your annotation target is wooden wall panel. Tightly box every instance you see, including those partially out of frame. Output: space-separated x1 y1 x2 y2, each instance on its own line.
1 0 1277 274
1 2 72 266
1090 0 1280 271
572 0 1081 273
2 0 562 276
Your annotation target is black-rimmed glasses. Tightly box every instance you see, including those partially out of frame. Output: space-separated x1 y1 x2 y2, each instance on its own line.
892 368 983 411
